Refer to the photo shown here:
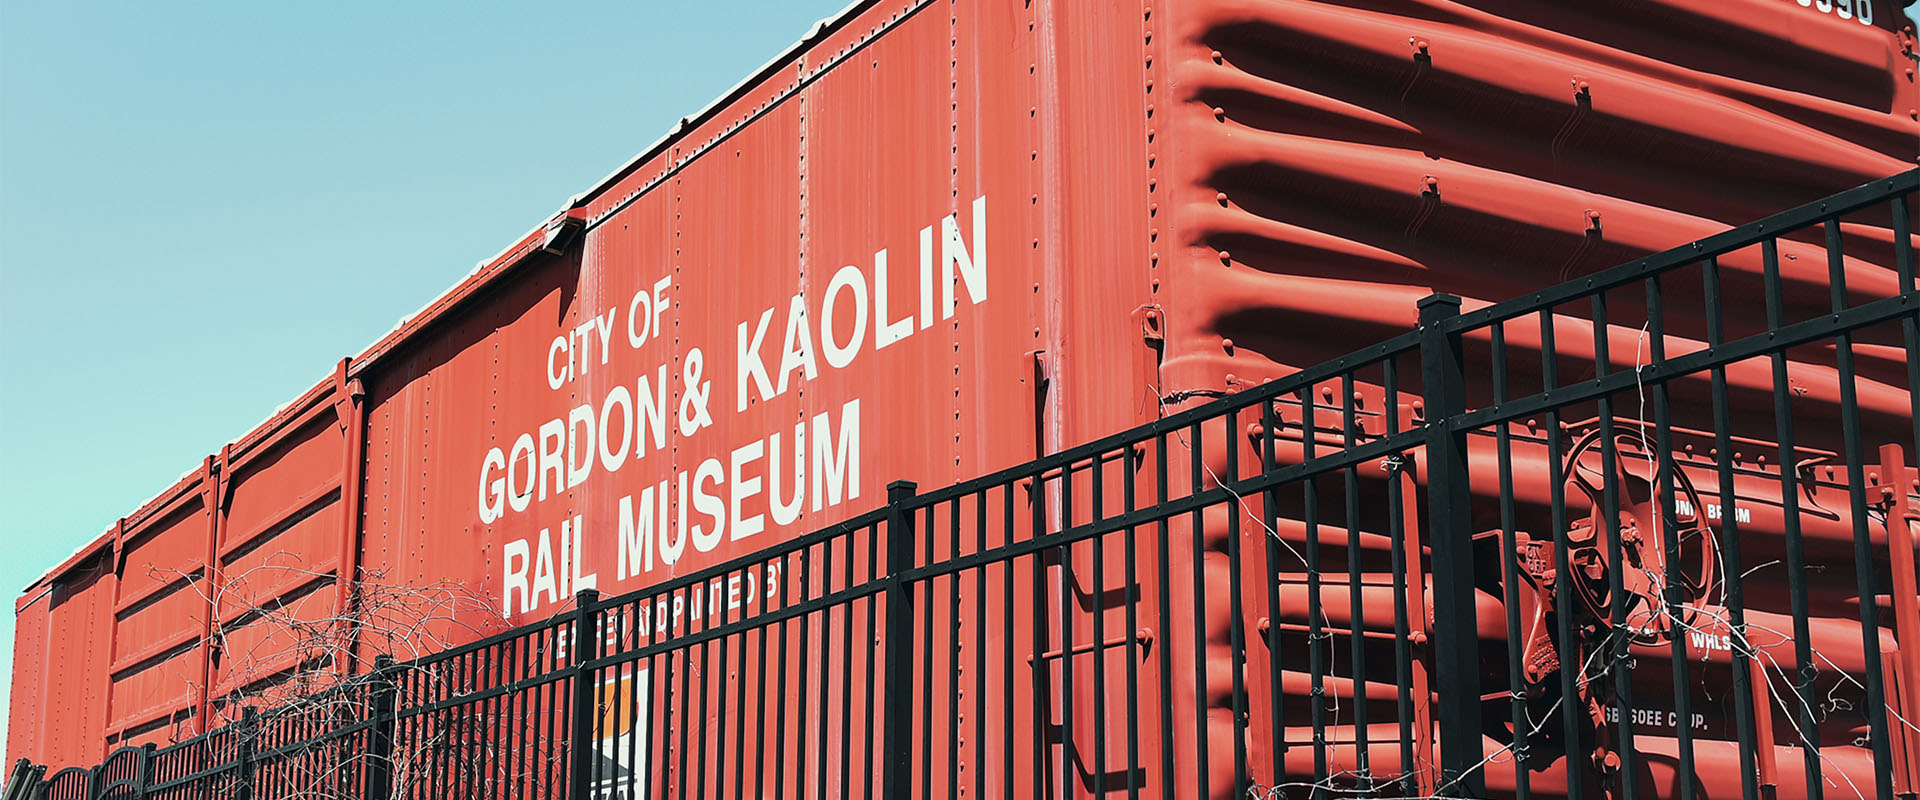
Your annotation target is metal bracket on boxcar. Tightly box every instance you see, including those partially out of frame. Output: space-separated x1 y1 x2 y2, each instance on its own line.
1132 303 1163 345
1027 628 1155 664
1240 390 1409 464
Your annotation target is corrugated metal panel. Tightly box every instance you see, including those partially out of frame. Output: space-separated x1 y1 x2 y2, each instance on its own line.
1149 0 1916 796
208 405 350 709
103 483 213 746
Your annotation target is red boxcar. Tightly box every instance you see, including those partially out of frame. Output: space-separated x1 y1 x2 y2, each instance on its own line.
10 1 1916 798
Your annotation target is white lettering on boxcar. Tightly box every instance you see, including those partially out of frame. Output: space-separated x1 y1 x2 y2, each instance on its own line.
1791 0 1873 24
736 196 987 409
1606 705 1708 730
492 195 986 618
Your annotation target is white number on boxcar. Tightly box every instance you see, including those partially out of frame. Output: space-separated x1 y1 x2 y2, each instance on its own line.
1792 0 1875 26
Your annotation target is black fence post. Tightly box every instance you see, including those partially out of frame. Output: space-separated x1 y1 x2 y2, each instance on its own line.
881 480 918 800
1417 293 1485 797
4 758 36 800
135 743 154 800
235 707 259 800
364 655 397 800
567 588 602 800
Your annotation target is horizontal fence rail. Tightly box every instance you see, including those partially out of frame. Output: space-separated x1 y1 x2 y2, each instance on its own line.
8 169 1918 800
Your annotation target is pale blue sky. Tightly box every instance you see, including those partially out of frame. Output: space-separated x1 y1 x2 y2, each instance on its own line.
0 0 849 758
3 0 1917 765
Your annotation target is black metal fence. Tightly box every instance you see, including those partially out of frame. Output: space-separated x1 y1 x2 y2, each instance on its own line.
8 169 1918 800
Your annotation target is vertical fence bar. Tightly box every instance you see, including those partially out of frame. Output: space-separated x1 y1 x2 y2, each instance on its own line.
1003 484 1017 800
1592 291 1640 800
509 639 528 799
715 571 732 800
1092 457 1110 799
1540 303 1587 800
920 503 935 800
802 541 817 798
1648 273 1700 800
1061 463 1080 800
1121 447 1142 800
881 481 918 800
1187 421 1209 800
945 499 961 800
1418 293 1484 797
753 576 770 800
1825 219 1898 800
1152 433 1176 800
687 583 702 798
869 520 885 800
1339 376 1371 793
1033 470 1050 800
1762 236 1825 799
973 492 988 800
1301 384 1328 800
453 648 472 790
795 544 814 800
1224 409 1250 796
846 536 861 800
568 589 601 800
365 655 397 800
1491 323 1531 800
236 708 259 800
1703 255 1769 800
1383 355 1419 798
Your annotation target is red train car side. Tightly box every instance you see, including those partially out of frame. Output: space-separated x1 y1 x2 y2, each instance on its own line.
10 2 1916 798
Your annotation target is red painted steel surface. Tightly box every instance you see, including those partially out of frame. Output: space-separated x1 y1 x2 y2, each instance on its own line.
1148 2 1917 795
8 0 1916 796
